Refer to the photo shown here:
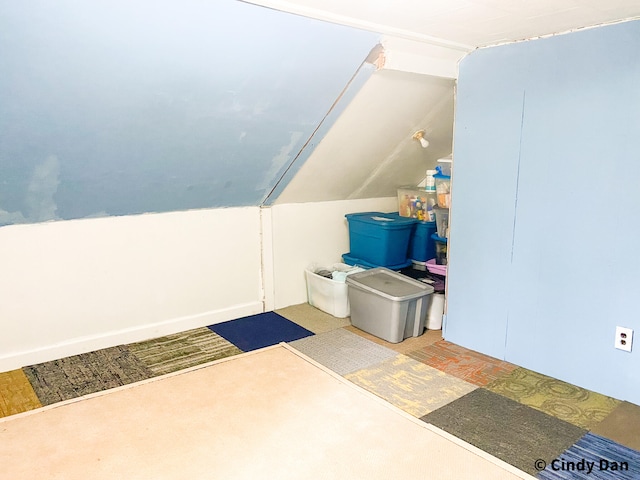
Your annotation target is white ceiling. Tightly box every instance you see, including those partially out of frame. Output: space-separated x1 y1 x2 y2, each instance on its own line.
245 0 640 50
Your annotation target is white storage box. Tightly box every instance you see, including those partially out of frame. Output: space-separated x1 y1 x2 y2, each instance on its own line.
305 263 363 318
346 268 434 343
426 293 445 330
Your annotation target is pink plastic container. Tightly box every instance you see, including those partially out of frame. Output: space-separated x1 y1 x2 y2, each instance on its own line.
426 259 447 276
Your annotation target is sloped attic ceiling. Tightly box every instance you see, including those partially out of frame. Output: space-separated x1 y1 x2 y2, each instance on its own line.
273 69 454 204
246 0 640 49
0 1 379 226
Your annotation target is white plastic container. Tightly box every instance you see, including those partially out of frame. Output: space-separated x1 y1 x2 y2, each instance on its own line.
426 293 445 330
425 169 437 193
305 263 360 318
346 268 434 343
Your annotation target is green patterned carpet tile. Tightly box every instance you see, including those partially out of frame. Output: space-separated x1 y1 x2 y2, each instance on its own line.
288 328 397 375
590 401 640 452
407 340 517 387
0 369 43 418
485 367 620 429
345 354 477 418
275 304 350 334
422 388 587 476
128 327 242 376
23 346 154 406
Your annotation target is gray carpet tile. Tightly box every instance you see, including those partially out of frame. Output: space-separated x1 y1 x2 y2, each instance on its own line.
23 345 153 406
288 328 397 375
422 388 587 476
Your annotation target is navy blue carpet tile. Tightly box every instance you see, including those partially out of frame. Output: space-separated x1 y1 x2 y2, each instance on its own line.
208 312 314 352
537 432 640 479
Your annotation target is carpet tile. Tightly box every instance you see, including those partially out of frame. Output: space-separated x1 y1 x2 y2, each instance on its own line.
485 367 620 429
128 327 242 376
344 325 443 354
208 312 314 352
590 401 640 453
23 346 154 406
422 388 587 476
0 369 43 418
407 339 518 386
275 304 350 334
537 433 640 479
287 328 397 375
345 354 477 417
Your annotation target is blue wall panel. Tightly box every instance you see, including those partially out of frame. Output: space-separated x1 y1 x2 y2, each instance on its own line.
0 1 378 225
448 20 640 403
445 48 525 359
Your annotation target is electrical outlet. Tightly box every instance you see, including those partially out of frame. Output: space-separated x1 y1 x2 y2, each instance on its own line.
615 326 633 352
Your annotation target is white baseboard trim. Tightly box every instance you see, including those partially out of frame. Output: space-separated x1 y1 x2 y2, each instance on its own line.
0 302 264 372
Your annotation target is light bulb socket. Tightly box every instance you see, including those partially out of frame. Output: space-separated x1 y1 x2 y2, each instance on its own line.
412 130 429 148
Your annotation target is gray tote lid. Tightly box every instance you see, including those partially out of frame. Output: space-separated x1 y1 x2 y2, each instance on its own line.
346 268 434 301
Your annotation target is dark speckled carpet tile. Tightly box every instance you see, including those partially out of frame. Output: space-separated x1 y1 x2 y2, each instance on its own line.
128 327 242 376
422 388 587 476
23 346 153 406
485 367 620 429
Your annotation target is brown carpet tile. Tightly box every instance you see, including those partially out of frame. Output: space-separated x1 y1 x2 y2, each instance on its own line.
590 401 640 452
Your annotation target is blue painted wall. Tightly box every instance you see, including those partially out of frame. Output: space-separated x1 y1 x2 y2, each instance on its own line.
0 1 377 225
447 20 640 403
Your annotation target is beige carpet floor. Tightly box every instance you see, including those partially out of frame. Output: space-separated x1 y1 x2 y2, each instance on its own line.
0 344 535 480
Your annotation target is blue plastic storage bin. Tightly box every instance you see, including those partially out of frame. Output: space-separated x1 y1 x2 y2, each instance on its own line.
409 221 437 262
431 233 448 265
345 212 417 267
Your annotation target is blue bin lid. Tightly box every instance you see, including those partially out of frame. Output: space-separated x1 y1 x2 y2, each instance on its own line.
431 233 448 243
342 253 412 270
433 173 451 180
345 212 417 228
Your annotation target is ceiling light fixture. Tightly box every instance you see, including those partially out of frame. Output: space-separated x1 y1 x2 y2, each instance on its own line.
412 130 429 148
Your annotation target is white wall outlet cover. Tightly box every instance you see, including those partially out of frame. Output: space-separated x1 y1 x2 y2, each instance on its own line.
615 326 633 352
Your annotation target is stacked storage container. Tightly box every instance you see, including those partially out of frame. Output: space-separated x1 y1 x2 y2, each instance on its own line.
430 161 451 272
342 212 417 269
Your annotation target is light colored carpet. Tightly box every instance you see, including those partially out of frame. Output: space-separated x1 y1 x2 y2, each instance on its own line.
0 345 535 480
288 328 397 375
276 303 351 333
344 324 443 354
345 354 477 417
